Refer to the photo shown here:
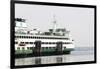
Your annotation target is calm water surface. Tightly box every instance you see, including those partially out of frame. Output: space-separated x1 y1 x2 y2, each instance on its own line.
15 47 94 66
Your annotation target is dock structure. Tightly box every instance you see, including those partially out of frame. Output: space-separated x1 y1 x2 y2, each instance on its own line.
33 41 42 56
56 42 63 54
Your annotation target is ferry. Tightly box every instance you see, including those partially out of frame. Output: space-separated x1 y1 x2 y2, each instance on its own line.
15 16 75 57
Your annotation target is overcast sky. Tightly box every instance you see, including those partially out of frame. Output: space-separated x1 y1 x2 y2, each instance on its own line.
15 4 94 47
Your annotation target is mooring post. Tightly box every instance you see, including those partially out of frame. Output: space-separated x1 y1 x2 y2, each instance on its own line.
34 41 41 56
56 42 63 54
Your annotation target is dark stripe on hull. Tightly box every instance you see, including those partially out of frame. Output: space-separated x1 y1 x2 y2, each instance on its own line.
15 49 74 58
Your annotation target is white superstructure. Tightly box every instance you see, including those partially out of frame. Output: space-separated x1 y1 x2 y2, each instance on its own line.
15 17 75 54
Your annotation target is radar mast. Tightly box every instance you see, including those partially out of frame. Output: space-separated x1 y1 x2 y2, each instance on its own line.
52 15 57 33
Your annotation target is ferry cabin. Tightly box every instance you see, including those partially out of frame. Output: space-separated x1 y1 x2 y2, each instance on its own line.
15 18 74 56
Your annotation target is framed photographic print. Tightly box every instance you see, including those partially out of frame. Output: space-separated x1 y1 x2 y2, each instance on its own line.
10 0 97 69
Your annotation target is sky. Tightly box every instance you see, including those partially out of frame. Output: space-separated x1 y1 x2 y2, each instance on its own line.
15 3 94 47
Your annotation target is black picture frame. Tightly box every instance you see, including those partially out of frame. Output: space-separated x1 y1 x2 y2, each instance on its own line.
10 0 97 69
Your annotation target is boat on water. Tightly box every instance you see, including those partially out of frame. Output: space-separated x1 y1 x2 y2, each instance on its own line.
14 16 75 58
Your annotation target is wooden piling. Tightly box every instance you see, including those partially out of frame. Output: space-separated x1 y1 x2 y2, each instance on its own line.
56 42 63 54
33 41 41 56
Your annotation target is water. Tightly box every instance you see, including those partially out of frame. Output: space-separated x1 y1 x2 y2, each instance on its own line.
15 47 94 66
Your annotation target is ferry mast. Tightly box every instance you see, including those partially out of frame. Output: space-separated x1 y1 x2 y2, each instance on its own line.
52 15 57 33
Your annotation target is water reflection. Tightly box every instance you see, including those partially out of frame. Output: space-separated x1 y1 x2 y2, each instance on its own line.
15 54 94 66
35 58 41 64
56 57 63 63
15 47 94 66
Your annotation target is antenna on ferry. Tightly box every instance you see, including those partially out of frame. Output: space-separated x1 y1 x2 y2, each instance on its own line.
52 14 57 32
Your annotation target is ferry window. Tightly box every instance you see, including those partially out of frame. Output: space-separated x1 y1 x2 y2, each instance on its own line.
17 47 20 50
19 36 21 38
52 42 55 44
23 36 26 38
28 36 30 38
43 37 45 39
66 42 72 44
24 36 26 38
53 47 55 49
27 47 29 50
46 47 48 49
51 47 54 49
30 42 33 44
18 36 20 38
45 42 48 44
48 47 50 49
42 42 44 44
44 47 45 49
63 42 66 44
30 47 33 50
21 36 23 38
30 36 32 38
64 47 66 49
26 36 28 38
25 42 28 44
48 42 49 44
23 36 25 38
28 36 29 38
15 42 18 44
49 47 51 49
66 38 69 40
49 42 52 44
21 42 24 43
22 47 25 50
27 36 28 38
59 38 61 39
